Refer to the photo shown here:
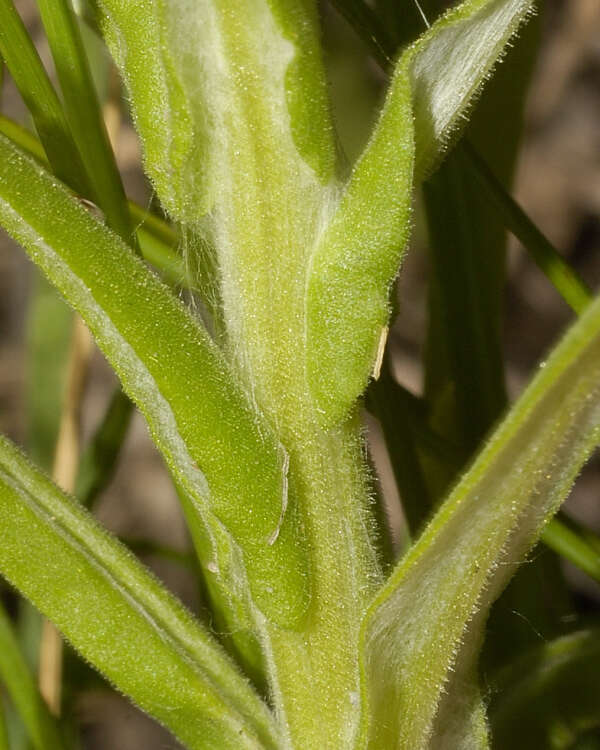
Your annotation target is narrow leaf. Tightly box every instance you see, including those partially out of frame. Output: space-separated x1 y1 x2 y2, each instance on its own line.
36 0 134 243
25 272 73 473
0 0 87 193
411 0 534 182
0 435 278 750
542 518 600 585
305 0 534 426
74 388 133 507
0 134 309 628
462 142 593 315
358 292 600 749
0 114 186 284
0 603 64 750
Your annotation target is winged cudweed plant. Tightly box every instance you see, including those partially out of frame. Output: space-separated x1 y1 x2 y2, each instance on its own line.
0 0 599 748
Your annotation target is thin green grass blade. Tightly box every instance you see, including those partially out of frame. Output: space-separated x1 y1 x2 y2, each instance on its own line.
0 0 87 193
358 293 600 749
0 134 309 628
74 389 133 507
462 142 593 315
423 148 508 448
0 603 65 750
0 435 279 750
490 630 600 748
542 518 600 584
305 0 535 426
36 0 134 243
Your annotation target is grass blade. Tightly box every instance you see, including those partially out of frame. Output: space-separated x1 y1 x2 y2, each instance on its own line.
423 148 508 448
462 141 593 315
0 0 87 193
359 292 600 749
36 0 134 243
0 133 309 628
74 389 133 507
25 273 73 473
0 435 278 750
0 603 64 750
542 518 600 585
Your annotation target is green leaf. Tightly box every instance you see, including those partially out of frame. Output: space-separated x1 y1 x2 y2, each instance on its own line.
95 0 338 431
74 388 133 507
462 142 593 315
0 602 65 750
305 54 414 425
0 435 278 750
36 0 135 244
410 0 534 183
542 517 600 585
305 0 534 426
0 133 309 628
0 0 88 193
0 114 187 285
95 0 336 222
358 292 600 749
490 630 600 748
423 147 508 449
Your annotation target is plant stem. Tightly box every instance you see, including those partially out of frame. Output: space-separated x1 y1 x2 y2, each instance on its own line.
264 418 380 747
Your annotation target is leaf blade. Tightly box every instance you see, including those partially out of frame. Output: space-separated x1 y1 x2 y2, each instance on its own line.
305 0 535 426
0 0 87 193
0 133 309 628
36 0 135 244
0 603 65 750
358 293 600 749
0 435 278 750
